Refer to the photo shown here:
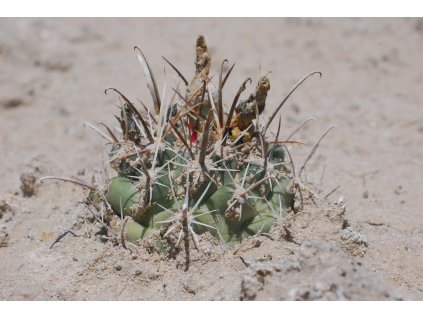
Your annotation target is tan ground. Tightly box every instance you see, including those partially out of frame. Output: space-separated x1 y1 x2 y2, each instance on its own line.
1 18 422 300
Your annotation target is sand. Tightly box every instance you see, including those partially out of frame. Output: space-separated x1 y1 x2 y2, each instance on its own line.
1 18 422 300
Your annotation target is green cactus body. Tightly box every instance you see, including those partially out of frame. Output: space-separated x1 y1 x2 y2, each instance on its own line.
106 169 293 245
98 35 298 246
125 219 150 243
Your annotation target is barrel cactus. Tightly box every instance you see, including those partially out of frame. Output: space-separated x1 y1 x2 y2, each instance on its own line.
43 35 330 252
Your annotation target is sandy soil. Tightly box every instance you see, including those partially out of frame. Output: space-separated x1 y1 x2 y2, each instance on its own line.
1 18 423 300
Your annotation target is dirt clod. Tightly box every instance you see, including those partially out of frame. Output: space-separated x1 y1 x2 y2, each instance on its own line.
0 231 10 248
240 263 273 300
0 199 13 220
20 172 37 197
340 226 369 257
19 156 49 197
240 241 399 300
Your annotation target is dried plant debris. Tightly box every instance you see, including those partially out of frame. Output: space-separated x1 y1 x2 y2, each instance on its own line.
41 35 339 269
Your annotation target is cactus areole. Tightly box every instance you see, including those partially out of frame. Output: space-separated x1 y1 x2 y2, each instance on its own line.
94 35 307 246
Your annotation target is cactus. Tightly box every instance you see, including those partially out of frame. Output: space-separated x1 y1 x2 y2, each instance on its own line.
41 35 333 253
98 34 303 247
